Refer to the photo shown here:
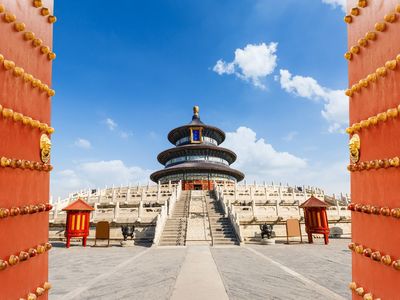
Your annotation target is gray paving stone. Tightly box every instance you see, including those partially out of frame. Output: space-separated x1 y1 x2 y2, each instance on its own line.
211 239 350 300
49 245 148 299
49 245 187 300
49 239 351 300
247 240 351 298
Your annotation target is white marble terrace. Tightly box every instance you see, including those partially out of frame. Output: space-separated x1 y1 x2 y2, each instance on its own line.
50 181 350 226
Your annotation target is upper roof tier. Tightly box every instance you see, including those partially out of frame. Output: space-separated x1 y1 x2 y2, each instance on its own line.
167 106 226 145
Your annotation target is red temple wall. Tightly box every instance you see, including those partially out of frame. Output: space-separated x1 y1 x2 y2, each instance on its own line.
0 0 54 299
182 180 214 190
347 0 400 298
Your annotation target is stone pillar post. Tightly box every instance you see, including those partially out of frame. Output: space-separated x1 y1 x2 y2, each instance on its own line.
138 191 143 222
276 186 282 217
251 187 255 219
157 181 161 202
92 203 98 222
234 182 238 202
111 185 116 204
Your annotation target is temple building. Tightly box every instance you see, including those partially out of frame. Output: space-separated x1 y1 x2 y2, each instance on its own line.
150 106 244 190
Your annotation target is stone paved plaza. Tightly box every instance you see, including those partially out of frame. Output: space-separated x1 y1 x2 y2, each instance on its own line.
49 239 351 300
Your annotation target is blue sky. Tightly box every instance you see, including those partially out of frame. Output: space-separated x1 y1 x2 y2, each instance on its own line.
50 0 350 199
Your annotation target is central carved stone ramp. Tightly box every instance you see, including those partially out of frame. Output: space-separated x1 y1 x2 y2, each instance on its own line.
206 193 239 245
159 191 189 246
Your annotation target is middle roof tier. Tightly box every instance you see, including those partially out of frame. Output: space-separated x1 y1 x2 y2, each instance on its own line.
157 144 237 166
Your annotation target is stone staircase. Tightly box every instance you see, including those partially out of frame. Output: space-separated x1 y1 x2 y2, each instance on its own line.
206 193 239 246
159 191 190 246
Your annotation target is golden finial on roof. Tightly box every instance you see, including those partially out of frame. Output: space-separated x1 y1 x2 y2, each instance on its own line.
193 105 199 117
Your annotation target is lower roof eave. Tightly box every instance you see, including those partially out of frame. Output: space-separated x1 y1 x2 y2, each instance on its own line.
150 164 244 183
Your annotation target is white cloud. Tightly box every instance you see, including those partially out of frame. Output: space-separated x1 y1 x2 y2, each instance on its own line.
104 118 133 139
224 127 307 178
119 131 133 139
282 131 297 142
51 160 153 199
279 69 348 133
213 60 235 75
148 131 158 140
213 42 278 89
321 0 346 12
224 126 349 195
280 70 325 100
74 138 91 149
105 118 118 131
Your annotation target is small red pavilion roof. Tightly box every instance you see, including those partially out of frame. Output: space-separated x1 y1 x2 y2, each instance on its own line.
299 196 330 208
62 199 94 211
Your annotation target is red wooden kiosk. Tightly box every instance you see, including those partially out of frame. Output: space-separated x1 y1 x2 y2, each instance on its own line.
299 196 330 245
62 199 94 248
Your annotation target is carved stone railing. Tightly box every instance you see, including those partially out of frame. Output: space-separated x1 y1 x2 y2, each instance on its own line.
213 182 244 245
153 181 182 246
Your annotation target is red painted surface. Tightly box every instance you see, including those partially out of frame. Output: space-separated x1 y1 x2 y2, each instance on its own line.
63 199 94 248
347 0 400 298
182 180 214 190
0 0 54 299
299 197 330 244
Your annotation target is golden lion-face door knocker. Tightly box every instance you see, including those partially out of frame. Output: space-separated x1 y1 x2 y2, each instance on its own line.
349 134 360 163
40 134 52 164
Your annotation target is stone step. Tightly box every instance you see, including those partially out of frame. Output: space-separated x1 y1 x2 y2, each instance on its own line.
163 226 185 230
160 236 185 241
212 234 236 239
210 220 230 223
212 228 234 233
213 241 237 245
159 242 185 246
210 224 232 228
163 231 184 234
213 241 238 245
213 236 237 241
161 234 185 238
162 234 185 237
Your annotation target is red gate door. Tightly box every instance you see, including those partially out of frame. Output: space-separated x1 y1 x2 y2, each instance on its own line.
0 1 55 299
346 0 400 298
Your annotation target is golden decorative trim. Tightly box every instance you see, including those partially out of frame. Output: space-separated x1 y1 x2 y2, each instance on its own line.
348 242 400 273
348 202 400 219
346 105 400 134
32 0 57 24
193 105 199 117
0 6 56 59
190 127 203 144
0 203 52 220
343 1 368 24
0 242 52 272
0 104 54 134
23 282 52 300
347 156 400 172
40 134 51 163
349 134 360 163
345 53 400 97
0 156 53 172
0 53 55 97
344 4 399 61
348 282 378 300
